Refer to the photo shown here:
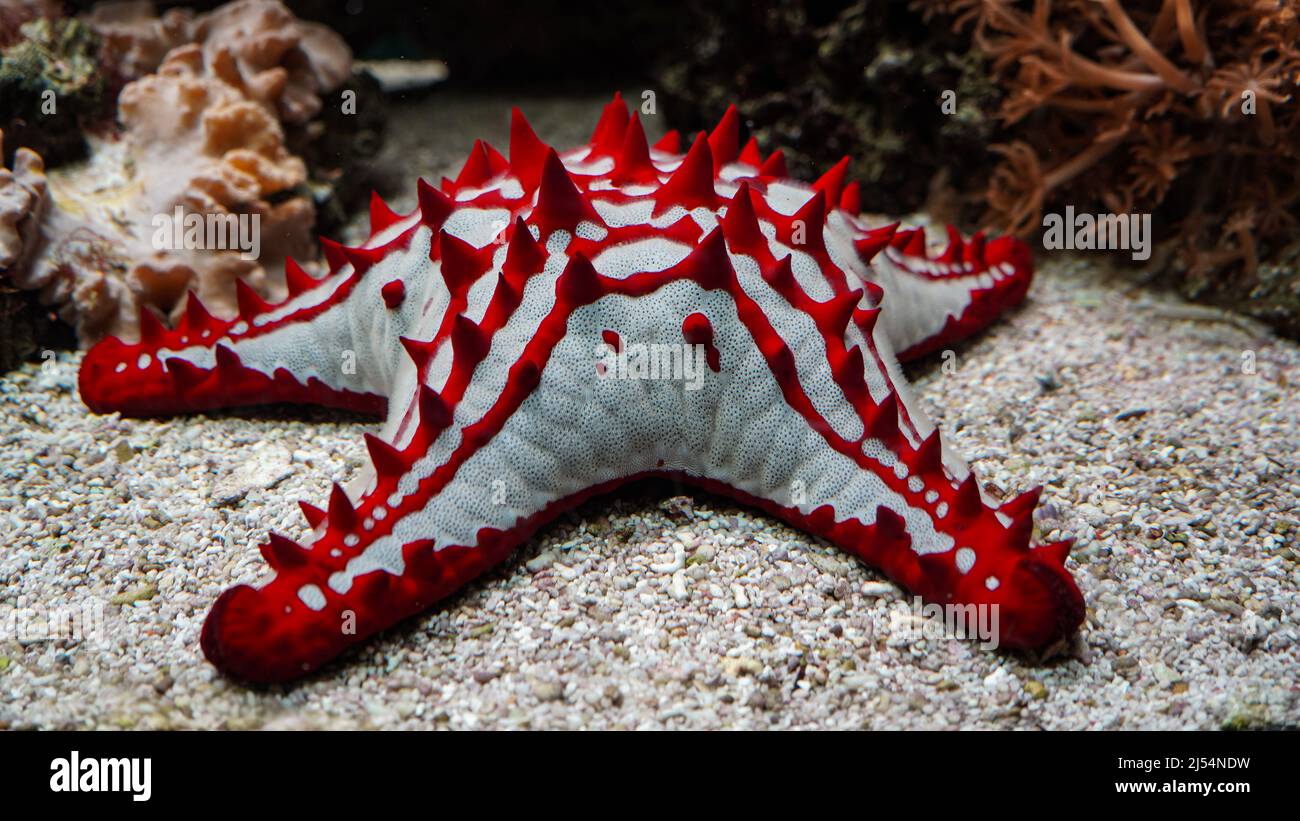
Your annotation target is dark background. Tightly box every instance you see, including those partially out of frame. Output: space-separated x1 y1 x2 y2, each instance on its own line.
53 0 984 216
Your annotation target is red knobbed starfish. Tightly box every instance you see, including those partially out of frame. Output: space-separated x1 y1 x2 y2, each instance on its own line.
80 95 1085 683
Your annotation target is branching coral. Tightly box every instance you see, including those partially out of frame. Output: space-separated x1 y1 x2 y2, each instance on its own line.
924 0 1300 332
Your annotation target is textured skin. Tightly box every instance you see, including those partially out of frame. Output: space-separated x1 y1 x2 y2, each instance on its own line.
80 95 1085 683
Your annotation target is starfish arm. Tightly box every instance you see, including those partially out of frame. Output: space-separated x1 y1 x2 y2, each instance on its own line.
859 225 1035 361
77 267 385 417
76 195 480 419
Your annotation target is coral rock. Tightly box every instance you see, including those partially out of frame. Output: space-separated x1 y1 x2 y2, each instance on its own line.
1 0 353 346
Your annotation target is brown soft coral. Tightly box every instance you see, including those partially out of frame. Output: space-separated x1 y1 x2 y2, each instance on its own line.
1 0 350 346
0 129 48 273
84 0 350 117
82 0 193 80
186 0 350 124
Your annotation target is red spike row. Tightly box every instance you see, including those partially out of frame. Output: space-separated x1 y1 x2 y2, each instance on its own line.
416 178 454 230
165 357 209 391
179 291 217 338
1035 539 1073 567
839 181 862 215
510 107 551 191
652 130 681 154
759 150 787 178
861 280 884 305
417 383 453 431
341 244 385 276
436 230 488 294
284 257 318 296
1001 487 1042 548
299 501 326 529
556 252 604 306
758 335 798 385
482 142 509 174
738 136 763 167
320 237 348 272
866 392 900 442
889 227 915 250
364 432 407 478
502 216 546 281
707 104 741 170
235 278 270 320
398 335 438 372
854 222 898 263
915 549 960 595
213 343 243 373
903 228 928 258
491 271 524 317
719 181 765 255
532 149 605 237
872 505 913 556
612 115 659 186
589 91 630 156
1000 486 1042 520
852 306 881 338
369 191 402 234
138 305 167 344
914 430 943 473
328 482 356 530
812 156 850 206
964 231 986 266
813 288 861 339
653 133 720 217
828 343 867 396
954 474 983 517
677 227 733 291
760 254 796 293
939 224 964 263
261 533 308 571
449 314 490 366
454 141 495 188
782 190 827 253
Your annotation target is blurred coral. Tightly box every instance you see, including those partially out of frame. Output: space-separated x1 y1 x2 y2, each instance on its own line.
0 128 47 273
0 1 61 48
0 0 353 346
85 0 351 114
656 1 1001 220
82 1 193 81
0 14 108 165
923 0 1300 333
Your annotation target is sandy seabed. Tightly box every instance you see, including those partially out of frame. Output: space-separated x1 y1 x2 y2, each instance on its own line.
0 93 1296 729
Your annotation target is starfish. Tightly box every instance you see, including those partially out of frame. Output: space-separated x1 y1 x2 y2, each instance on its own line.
79 95 1085 683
